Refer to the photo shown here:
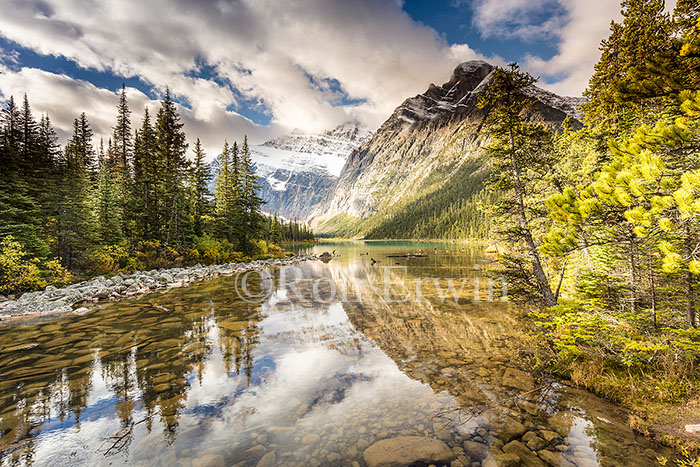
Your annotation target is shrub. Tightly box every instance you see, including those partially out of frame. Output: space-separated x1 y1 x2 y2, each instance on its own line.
0 236 45 295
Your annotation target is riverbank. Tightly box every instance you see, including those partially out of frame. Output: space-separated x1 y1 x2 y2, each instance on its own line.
516 305 700 459
0 254 318 323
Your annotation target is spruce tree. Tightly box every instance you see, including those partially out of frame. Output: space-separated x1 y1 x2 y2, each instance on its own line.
56 114 96 269
190 138 212 237
131 107 160 240
240 135 263 251
95 140 125 246
0 97 48 258
112 84 133 237
479 64 557 307
155 90 190 248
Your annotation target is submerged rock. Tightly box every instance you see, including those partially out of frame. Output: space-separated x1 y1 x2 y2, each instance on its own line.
502 367 535 392
363 436 455 467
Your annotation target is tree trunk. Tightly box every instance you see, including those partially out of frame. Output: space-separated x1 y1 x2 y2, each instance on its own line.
628 232 637 314
649 258 657 328
685 225 696 328
509 130 556 307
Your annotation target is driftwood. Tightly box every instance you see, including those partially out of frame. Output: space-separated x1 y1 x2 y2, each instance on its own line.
98 417 148 457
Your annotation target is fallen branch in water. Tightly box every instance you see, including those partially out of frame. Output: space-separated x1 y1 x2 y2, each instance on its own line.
98 417 149 457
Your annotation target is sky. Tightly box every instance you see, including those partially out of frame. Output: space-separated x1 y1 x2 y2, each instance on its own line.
0 0 644 159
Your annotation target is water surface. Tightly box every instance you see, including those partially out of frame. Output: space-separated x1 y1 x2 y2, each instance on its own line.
0 241 671 466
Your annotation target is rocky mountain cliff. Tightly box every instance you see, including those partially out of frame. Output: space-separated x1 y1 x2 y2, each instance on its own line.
311 60 583 237
212 122 371 220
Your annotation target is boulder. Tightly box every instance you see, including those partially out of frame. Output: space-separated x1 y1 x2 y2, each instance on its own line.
363 436 455 467
482 453 520 467
159 272 174 283
492 416 526 442
502 368 534 392
502 440 546 467
538 449 576 467
301 433 321 445
686 424 700 434
257 451 276 467
463 440 489 461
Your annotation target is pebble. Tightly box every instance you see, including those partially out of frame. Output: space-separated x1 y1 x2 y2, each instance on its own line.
0 254 318 318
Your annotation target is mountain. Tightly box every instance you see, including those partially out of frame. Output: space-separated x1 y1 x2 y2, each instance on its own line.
211 122 371 220
310 60 584 238
252 122 371 220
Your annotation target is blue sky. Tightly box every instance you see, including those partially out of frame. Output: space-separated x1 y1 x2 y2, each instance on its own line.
0 0 626 155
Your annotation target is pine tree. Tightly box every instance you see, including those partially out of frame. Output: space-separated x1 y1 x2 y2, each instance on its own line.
155 90 190 248
95 140 125 245
131 107 160 240
112 84 133 237
190 138 212 237
479 64 557 307
214 140 242 243
56 114 96 269
239 135 263 251
0 97 48 258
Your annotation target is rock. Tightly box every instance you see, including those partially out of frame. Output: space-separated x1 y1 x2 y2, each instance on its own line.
525 436 546 451
493 416 526 442
538 430 559 443
363 436 455 467
547 412 573 437
482 452 521 467
73 307 89 314
159 272 174 283
192 453 225 467
327 452 342 462
502 440 545 467
538 449 575 467
517 400 539 416
502 368 534 392
463 440 489 461
257 451 276 467
686 424 700 434
302 433 321 445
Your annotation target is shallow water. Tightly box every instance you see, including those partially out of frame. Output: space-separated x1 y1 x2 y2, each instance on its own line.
0 241 672 466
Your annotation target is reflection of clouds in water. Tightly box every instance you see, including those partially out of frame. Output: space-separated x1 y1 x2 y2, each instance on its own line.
260 301 348 336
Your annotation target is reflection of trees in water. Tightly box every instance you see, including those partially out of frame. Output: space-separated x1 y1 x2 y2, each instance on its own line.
0 277 266 462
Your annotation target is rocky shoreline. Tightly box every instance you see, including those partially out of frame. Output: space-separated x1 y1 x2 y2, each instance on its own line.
0 254 318 321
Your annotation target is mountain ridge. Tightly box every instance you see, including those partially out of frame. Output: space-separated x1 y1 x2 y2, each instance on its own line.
310 60 583 237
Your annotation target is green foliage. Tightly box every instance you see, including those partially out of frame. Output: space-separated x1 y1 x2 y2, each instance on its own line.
0 88 276 295
0 236 44 295
192 234 245 265
0 236 71 295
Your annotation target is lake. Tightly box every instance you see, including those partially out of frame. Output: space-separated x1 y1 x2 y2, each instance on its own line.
0 241 671 466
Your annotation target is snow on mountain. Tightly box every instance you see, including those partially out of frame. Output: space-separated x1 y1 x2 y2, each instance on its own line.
211 122 371 220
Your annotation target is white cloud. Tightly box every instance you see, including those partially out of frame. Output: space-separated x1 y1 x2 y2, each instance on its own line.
471 0 565 40
0 0 489 150
0 64 281 160
471 0 624 96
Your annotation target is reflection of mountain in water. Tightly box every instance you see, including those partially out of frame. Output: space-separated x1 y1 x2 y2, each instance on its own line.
0 251 674 466
323 258 670 466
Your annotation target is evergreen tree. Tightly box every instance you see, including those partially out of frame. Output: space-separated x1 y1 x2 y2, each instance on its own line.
95 141 125 245
239 135 263 251
155 90 190 248
190 138 212 237
131 107 160 240
479 64 557 306
0 97 47 258
112 84 133 237
56 114 96 269
214 141 242 243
